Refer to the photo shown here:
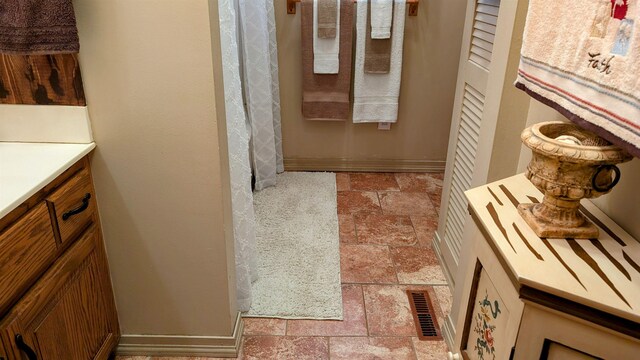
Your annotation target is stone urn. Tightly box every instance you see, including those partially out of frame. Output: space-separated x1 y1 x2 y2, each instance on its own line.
519 121 632 238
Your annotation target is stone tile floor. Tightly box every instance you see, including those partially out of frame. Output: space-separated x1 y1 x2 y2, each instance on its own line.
118 172 452 360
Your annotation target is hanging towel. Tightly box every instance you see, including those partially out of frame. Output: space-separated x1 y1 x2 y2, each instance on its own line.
314 0 341 73
318 0 338 38
515 0 640 157
364 1 393 74
353 0 406 123
0 0 79 54
302 0 354 120
370 0 393 39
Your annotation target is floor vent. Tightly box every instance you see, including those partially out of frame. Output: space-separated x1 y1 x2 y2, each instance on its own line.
407 290 443 340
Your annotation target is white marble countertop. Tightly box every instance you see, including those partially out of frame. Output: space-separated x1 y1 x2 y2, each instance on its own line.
0 142 96 219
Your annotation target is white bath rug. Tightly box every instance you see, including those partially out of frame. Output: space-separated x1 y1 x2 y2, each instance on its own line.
247 172 343 320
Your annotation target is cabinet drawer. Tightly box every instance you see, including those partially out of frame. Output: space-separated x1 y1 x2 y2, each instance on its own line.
47 168 95 246
0 203 57 316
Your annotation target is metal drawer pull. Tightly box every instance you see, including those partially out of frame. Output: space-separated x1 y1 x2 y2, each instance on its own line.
15 334 38 360
62 193 92 221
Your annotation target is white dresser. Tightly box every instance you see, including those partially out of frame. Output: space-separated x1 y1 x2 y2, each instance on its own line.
448 174 640 359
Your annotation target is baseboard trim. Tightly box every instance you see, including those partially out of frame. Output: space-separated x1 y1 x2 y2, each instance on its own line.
283 158 446 173
116 312 243 357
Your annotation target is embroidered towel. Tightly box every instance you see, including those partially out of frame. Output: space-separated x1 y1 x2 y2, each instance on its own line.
365 0 393 73
314 0 340 73
318 0 338 38
353 0 405 123
370 0 393 39
302 0 354 120
0 0 79 54
516 0 640 157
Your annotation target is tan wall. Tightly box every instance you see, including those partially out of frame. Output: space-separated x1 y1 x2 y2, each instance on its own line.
275 0 467 171
518 100 640 240
74 0 238 339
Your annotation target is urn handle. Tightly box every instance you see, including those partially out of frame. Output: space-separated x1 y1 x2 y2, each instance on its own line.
592 165 622 192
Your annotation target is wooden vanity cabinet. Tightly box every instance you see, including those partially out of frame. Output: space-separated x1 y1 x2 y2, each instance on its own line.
0 156 119 360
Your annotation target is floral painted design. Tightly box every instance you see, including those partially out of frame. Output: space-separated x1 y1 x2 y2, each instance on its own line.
472 291 501 360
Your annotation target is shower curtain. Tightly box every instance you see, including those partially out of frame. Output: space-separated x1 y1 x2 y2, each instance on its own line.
218 0 282 311
238 0 284 191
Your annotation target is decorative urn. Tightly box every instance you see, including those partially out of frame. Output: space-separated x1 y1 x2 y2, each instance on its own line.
519 121 632 238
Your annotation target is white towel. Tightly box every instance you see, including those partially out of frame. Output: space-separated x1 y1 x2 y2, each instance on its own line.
353 0 405 123
314 0 340 74
515 0 640 157
370 0 393 39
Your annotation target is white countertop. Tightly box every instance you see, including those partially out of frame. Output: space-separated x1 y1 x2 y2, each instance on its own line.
0 142 96 219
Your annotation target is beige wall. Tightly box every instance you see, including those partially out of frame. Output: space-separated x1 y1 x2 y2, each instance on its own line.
275 0 467 171
74 0 238 342
517 100 640 240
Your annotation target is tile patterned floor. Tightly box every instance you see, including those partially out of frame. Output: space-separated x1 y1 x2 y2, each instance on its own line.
118 172 452 360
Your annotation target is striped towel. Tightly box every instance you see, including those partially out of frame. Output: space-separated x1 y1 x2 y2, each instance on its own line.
515 0 640 157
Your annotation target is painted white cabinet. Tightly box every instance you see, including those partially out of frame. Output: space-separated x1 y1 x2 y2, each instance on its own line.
448 174 640 359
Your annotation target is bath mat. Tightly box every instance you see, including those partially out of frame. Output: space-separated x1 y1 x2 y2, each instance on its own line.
247 172 343 320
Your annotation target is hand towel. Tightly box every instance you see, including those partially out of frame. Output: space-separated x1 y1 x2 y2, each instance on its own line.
515 0 640 157
370 0 393 39
302 0 354 120
0 0 79 54
364 0 392 73
314 0 341 73
318 0 338 38
353 0 406 123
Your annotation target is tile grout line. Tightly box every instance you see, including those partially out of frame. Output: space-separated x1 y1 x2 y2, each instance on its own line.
359 284 372 338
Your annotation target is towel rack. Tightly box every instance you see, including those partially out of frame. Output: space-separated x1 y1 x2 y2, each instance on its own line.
287 0 419 17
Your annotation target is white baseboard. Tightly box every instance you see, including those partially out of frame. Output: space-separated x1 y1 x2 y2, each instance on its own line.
116 312 243 357
0 105 93 143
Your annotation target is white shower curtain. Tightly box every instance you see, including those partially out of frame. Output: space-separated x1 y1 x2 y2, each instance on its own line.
218 0 282 311
218 0 258 312
238 0 284 191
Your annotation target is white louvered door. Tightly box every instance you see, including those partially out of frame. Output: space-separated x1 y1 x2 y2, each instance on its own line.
436 0 500 286
434 0 531 347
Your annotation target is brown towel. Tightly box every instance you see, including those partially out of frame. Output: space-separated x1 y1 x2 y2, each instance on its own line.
302 0 353 121
317 0 338 39
0 0 79 54
364 1 392 74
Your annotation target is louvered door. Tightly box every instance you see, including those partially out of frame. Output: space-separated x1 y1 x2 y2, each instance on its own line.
436 0 500 286
442 84 484 264
435 0 532 346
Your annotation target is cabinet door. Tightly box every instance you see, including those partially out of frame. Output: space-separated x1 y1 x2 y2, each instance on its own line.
514 305 640 359
0 226 119 360
0 335 11 360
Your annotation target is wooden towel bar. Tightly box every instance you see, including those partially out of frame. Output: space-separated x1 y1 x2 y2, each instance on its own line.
287 0 419 17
